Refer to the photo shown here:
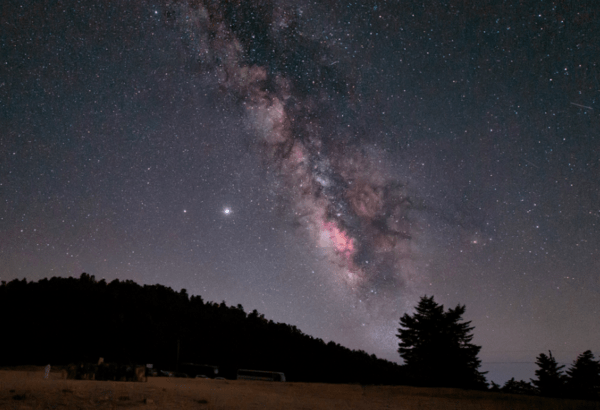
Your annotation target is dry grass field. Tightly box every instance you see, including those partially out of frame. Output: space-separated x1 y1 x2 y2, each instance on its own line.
1 367 599 410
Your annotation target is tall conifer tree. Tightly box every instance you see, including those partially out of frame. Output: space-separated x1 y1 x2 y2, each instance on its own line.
565 350 600 400
531 350 566 397
397 295 486 389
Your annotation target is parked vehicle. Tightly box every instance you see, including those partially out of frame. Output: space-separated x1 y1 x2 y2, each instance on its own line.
179 363 219 379
236 369 285 382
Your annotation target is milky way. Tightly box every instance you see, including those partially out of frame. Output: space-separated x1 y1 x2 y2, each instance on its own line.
167 0 427 304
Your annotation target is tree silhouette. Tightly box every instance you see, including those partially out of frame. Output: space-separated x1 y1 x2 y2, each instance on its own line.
0 273 408 385
397 295 487 389
565 350 600 400
531 350 566 398
488 381 501 392
501 378 537 396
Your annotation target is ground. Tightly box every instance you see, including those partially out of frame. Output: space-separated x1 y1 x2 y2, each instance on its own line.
1 367 599 410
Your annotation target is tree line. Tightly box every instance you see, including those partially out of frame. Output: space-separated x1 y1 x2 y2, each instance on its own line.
487 350 600 401
397 295 600 400
1 273 598 400
0 273 405 385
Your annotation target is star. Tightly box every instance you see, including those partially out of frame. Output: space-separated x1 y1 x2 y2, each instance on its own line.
223 207 231 215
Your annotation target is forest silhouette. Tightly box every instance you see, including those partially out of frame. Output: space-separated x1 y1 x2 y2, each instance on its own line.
1 273 598 401
0 273 405 385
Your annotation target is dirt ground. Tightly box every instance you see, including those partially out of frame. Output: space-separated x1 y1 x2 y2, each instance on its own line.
1 367 599 410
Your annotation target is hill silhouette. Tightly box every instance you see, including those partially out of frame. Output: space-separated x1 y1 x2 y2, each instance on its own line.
1 273 406 385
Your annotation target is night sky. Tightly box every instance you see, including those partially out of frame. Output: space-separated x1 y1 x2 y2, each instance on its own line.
2 0 599 384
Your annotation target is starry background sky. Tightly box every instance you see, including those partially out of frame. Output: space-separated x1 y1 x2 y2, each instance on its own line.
2 0 599 384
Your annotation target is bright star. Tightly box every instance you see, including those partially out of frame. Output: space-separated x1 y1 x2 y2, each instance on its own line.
223 207 231 215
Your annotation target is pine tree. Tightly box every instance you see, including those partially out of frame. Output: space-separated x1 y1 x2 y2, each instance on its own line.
531 350 566 397
501 377 537 395
397 295 487 389
565 350 600 400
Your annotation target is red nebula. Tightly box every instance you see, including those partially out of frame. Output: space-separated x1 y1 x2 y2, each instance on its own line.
321 221 356 262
